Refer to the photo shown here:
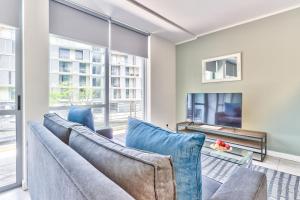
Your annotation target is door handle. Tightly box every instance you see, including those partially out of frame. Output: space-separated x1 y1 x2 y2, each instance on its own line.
17 95 21 111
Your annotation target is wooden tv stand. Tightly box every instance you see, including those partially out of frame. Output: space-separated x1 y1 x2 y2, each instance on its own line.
176 122 267 162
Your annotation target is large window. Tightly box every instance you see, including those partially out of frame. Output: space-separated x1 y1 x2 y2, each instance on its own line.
109 51 146 133
49 36 147 134
49 0 148 134
49 36 106 128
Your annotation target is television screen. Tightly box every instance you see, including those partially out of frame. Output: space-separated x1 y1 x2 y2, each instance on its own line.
186 93 242 128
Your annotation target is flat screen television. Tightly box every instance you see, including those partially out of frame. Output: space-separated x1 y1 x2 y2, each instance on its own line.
186 93 242 128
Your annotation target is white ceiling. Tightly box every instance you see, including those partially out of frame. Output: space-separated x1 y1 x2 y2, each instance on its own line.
70 0 300 44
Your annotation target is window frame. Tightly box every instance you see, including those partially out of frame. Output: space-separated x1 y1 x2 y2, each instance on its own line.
49 32 147 128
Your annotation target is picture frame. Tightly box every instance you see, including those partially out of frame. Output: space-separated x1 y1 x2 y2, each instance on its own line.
202 53 242 83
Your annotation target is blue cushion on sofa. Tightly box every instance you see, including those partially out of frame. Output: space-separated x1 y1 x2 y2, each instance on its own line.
67 106 95 131
126 118 206 200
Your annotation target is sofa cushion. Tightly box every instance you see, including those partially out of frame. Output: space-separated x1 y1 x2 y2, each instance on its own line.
68 126 176 200
210 168 267 200
68 106 95 131
126 118 206 200
202 176 221 200
43 113 80 144
29 122 134 200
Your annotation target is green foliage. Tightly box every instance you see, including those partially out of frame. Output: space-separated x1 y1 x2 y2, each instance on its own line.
79 88 92 102
50 83 95 106
49 83 74 106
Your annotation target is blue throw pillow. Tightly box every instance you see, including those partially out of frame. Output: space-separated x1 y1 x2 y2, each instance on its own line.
126 118 205 200
67 106 95 131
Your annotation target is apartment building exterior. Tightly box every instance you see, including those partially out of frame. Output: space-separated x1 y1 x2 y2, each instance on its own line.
110 52 144 114
0 28 15 111
49 37 145 129
49 37 106 106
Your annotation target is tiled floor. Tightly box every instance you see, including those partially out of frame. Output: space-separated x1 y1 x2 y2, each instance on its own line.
253 155 300 176
0 188 30 200
0 144 16 188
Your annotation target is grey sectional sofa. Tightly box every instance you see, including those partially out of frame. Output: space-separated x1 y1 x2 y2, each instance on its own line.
27 113 267 200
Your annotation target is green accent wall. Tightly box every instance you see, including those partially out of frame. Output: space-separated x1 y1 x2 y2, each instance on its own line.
176 8 300 156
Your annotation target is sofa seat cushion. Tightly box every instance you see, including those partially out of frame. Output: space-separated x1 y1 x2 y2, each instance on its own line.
202 176 221 200
210 168 267 200
68 126 176 200
43 113 80 144
126 118 206 200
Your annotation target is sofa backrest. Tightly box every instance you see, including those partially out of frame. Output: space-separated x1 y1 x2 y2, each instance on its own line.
69 125 176 200
43 113 80 144
28 122 133 200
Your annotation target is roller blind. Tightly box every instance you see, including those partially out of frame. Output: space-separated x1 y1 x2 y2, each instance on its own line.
49 0 108 47
0 0 20 27
111 24 148 58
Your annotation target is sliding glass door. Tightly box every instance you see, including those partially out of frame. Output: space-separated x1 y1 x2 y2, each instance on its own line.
0 25 22 192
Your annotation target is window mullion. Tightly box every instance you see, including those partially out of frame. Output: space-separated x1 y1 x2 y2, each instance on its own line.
104 20 111 127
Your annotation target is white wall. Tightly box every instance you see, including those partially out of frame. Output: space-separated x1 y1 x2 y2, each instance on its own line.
148 35 176 130
22 0 49 188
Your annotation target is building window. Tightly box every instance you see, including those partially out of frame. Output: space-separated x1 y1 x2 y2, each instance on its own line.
75 50 83 60
0 55 14 68
126 89 136 99
92 64 102 75
59 75 71 85
83 50 90 60
125 67 139 77
92 49 102 63
79 63 88 74
125 78 136 88
79 76 87 86
125 78 129 88
59 61 71 73
111 77 120 87
59 48 70 59
126 89 129 98
111 54 126 65
113 89 121 99
0 38 14 54
92 77 101 87
111 66 120 76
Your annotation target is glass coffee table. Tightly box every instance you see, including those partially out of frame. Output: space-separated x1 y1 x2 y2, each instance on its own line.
202 140 253 168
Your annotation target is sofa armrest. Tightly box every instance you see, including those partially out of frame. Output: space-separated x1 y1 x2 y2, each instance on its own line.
96 128 113 139
210 168 267 200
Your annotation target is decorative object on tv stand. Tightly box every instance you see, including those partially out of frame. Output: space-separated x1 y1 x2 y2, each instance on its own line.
211 139 232 152
202 53 241 83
